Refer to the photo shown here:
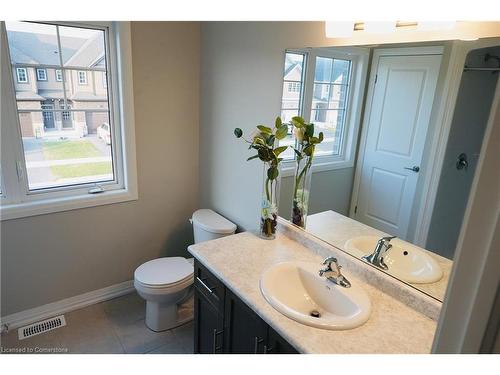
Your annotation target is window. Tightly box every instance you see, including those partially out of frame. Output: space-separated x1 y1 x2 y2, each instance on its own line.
78 71 87 84
280 48 368 174
310 56 351 156
16 67 28 83
102 71 107 88
287 82 301 93
55 69 63 82
280 51 306 160
1 21 138 220
36 68 47 81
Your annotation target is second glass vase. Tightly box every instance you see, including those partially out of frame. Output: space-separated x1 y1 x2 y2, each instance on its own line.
260 163 280 240
291 151 312 229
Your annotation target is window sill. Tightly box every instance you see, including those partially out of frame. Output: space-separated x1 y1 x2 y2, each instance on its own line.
0 187 138 221
281 158 354 177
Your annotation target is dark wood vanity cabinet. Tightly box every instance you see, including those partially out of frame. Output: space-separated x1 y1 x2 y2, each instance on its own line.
193 260 299 354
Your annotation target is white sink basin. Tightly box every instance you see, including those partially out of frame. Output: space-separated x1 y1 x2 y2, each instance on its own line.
260 261 371 330
344 236 443 284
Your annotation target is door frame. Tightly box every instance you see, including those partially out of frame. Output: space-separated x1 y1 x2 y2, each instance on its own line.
349 46 444 241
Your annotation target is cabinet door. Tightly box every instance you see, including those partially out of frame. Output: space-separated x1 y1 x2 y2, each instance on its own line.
266 327 299 354
224 289 268 354
194 287 224 354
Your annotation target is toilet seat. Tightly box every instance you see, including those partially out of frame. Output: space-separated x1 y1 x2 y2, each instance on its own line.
134 257 193 290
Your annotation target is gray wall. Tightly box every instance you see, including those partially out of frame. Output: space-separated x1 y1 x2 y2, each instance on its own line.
279 168 355 220
1 22 200 316
199 22 335 230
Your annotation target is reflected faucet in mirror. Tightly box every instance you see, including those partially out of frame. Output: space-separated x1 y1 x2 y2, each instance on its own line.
362 236 396 270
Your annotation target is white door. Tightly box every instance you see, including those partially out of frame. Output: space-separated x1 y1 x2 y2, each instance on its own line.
354 52 442 239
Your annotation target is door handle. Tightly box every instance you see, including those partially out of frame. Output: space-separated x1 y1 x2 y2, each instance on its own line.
254 336 264 354
212 329 223 353
404 166 420 173
456 153 468 170
196 277 214 294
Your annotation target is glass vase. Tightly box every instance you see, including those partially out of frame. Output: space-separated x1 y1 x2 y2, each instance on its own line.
260 163 280 240
291 150 313 229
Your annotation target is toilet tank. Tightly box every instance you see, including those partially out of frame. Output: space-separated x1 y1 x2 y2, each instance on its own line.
191 209 237 243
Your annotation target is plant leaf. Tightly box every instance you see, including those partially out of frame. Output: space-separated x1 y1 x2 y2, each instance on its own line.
247 154 260 161
258 148 272 162
318 132 324 143
275 124 289 140
291 116 305 128
257 125 272 134
266 134 276 146
304 144 314 156
234 128 243 138
273 146 288 156
275 116 282 129
305 123 314 138
267 166 279 180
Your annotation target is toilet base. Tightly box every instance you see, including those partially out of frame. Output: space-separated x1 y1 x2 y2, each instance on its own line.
144 294 194 332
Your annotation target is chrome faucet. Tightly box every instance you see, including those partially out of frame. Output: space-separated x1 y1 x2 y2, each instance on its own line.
319 257 351 288
362 236 397 270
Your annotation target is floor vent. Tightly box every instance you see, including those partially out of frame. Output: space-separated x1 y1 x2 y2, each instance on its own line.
18 315 66 340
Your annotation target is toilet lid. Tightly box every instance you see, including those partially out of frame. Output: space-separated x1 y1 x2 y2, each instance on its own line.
134 257 193 286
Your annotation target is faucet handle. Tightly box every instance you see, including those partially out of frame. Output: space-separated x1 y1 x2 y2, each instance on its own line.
380 235 397 243
322 256 338 266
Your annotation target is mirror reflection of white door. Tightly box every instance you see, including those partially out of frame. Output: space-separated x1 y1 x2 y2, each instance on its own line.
354 50 442 240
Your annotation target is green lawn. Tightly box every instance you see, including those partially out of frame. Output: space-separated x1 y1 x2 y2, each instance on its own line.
51 162 113 179
43 140 101 160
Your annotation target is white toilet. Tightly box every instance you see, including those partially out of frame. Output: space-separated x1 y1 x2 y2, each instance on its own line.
134 209 237 332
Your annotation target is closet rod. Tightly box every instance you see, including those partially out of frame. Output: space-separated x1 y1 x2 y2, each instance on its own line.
463 67 500 72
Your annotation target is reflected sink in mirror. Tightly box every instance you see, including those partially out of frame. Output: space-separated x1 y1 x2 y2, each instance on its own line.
260 261 371 330
345 236 443 284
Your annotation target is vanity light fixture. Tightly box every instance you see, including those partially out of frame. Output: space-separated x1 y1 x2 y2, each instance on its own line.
325 21 457 38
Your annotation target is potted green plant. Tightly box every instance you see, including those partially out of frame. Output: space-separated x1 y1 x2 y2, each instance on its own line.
290 116 324 228
234 117 289 239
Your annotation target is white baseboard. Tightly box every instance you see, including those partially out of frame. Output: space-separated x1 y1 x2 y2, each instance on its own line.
1 280 134 330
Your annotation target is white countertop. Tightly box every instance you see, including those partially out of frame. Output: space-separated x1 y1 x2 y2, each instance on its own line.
188 231 437 354
306 210 452 301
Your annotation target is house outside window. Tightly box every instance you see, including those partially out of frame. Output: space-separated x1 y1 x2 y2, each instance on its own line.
36 68 47 81
55 69 63 82
280 48 369 174
16 67 28 83
78 71 87 84
1 21 138 220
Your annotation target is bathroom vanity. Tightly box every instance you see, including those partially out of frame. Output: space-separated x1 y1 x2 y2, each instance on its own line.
193 260 298 353
188 222 439 354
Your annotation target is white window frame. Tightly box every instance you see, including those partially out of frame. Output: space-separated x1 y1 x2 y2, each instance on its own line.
55 69 63 82
78 70 88 85
16 67 28 83
280 47 369 177
0 21 138 220
36 68 47 81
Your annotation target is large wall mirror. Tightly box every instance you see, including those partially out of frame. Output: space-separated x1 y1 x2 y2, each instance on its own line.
278 36 500 302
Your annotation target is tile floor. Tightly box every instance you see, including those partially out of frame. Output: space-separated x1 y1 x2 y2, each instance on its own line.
0 292 194 354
